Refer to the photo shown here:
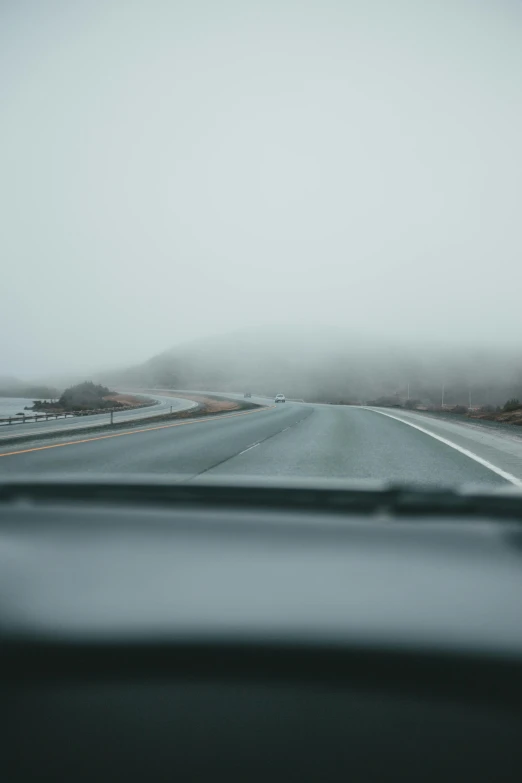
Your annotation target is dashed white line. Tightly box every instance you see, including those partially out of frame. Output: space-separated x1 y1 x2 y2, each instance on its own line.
238 442 260 455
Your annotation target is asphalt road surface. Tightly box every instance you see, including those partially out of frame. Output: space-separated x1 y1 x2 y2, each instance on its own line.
2 399 522 487
0 392 196 443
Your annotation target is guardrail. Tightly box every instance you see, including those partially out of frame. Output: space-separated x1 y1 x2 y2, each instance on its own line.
0 412 77 426
0 401 158 428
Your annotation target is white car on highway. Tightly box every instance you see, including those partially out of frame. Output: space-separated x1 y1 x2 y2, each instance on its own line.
275 393 286 403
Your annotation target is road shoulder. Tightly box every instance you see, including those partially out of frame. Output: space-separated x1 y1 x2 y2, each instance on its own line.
364 407 522 486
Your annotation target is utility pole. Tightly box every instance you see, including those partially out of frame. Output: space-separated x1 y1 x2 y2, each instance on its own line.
407 382 410 401
441 384 445 408
469 389 472 410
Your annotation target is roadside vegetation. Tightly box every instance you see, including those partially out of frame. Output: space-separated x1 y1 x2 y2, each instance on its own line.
367 396 522 426
32 382 124 412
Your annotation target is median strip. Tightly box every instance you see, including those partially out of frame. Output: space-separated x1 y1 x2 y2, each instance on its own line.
0 395 260 448
0 405 276 458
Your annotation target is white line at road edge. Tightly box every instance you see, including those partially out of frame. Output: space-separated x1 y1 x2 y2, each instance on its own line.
363 407 522 487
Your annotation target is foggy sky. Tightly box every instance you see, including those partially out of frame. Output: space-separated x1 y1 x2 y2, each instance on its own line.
1 0 522 379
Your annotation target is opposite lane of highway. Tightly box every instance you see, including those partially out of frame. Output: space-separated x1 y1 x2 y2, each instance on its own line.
0 392 197 442
0 400 519 487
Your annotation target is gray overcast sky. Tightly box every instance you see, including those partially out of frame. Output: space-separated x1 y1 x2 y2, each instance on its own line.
1 0 521 378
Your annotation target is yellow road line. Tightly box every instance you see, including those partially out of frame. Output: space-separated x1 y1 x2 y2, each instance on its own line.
0 405 276 458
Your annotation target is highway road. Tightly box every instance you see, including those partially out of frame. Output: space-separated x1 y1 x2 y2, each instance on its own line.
2 398 522 487
0 392 197 443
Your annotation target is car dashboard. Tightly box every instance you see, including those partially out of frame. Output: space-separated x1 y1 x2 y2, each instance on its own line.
2 477 522 782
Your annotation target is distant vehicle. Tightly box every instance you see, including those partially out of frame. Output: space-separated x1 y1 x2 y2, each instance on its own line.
244 392 252 398
275 393 286 403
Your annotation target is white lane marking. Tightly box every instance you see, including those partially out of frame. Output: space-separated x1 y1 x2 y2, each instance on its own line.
238 442 260 455
363 407 522 487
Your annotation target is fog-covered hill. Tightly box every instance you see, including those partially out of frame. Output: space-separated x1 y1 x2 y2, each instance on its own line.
99 327 522 408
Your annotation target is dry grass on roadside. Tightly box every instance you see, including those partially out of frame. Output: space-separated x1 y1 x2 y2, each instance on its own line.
106 394 153 407
162 396 242 419
470 408 522 426
184 395 240 413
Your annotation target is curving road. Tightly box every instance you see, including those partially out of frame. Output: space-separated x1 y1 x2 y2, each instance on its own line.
0 392 197 443
1 397 522 487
